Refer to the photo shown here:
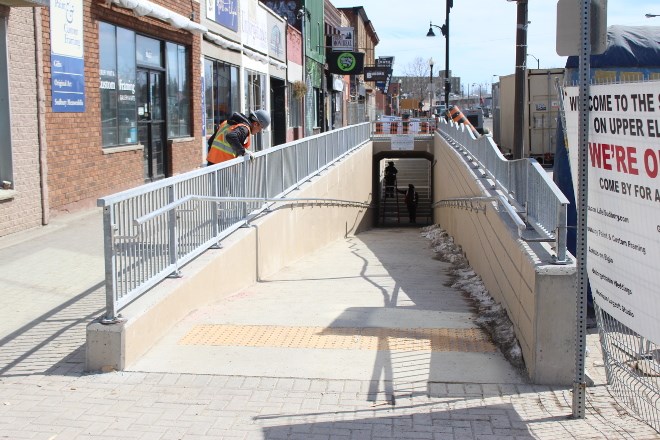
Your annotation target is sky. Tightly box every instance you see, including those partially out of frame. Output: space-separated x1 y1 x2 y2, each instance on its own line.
330 0 658 94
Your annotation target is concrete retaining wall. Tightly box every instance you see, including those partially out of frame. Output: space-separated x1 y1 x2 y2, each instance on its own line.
432 132 577 385
86 143 374 371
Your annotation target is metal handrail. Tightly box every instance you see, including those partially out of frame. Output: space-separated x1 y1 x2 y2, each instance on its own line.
437 119 569 263
433 196 527 235
97 123 371 322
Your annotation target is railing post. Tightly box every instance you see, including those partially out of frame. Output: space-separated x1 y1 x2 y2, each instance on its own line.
167 184 181 277
101 205 119 323
295 142 300 189
242 159 248 219
554 203 568 264
280 148 285 195
317 136 321 176
264 153 269 199
211 170 221 247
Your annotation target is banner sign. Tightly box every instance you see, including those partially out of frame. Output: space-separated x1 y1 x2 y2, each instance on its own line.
206 0 239 32
377 57 394 68
364 67 391 82
391 134 414 150
50 0 85 112
332 27 354 51
564 82 660 344
376 57 394 93
326 52 364 75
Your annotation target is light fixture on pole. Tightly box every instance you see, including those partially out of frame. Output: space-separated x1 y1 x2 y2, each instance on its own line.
426 0 453 111
429 57 434 115
527 53 540 69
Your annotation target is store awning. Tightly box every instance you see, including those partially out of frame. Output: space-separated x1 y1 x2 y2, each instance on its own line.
204 31 286 71
204 31 242 51
109 0 207 35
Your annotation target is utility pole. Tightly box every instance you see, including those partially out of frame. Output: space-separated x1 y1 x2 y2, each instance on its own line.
513 0 528 159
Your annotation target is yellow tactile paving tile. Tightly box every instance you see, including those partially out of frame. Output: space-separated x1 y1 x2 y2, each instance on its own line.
178 325 497 353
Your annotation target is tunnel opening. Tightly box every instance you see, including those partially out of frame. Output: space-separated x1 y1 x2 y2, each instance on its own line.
372 152 434 227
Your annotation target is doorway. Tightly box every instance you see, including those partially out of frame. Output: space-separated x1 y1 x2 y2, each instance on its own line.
270 77 286 146
136 68 167 182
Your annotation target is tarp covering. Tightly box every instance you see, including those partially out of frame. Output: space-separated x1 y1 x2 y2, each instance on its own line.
565 25 660 68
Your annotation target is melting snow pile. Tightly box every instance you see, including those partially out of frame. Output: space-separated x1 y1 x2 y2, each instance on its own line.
421 225 526 371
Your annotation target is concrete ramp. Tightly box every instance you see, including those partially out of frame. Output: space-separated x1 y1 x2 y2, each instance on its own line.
130 228 526 397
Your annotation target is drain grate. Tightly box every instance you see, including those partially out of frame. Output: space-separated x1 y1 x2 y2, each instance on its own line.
179 325 497 352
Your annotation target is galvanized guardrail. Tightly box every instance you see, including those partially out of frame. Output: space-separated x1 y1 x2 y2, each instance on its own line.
97 123 370 322
437 118 569 263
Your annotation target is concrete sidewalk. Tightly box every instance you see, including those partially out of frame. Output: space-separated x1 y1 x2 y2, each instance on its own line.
0 210 657 439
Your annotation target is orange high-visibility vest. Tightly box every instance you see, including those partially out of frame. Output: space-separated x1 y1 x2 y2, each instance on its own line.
207 121 251 164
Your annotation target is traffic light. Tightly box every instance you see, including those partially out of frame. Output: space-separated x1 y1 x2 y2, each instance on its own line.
447 0 453 9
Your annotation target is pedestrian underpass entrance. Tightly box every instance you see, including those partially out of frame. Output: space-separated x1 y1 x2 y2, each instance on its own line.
373 153 434 227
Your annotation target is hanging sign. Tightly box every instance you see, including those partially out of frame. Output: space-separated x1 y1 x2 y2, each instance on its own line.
326 52 364 75
364 67 391 82
332 27 354 51
50 0 85 112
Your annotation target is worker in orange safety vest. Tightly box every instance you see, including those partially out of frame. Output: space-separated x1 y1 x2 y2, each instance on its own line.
206 110 270 165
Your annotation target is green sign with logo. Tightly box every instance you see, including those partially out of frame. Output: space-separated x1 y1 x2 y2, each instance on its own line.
327 52 364 75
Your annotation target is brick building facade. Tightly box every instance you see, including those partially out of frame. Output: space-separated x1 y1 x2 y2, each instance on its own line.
0 6 44 236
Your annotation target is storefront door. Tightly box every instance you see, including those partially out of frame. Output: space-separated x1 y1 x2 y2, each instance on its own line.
137 69 166 181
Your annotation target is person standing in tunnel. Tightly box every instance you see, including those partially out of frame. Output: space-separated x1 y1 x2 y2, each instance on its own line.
384 161 398 198
398 183 419 223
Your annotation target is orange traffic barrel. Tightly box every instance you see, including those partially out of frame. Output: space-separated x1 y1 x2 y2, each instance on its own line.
402 121 409 134
390 122 398 134
420 121 429 134
375 121 383 134
447 105 480 137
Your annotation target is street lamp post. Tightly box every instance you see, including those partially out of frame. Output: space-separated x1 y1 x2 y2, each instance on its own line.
426 0 453 111
491 74 498 116
429 58 434 116
527 53 540 69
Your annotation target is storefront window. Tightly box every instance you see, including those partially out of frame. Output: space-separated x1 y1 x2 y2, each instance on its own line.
99 22 191 146
0 16 11 184
245 69 265 111
99 23 137 147
245 69 267 150
117 28 137 144
166 42 190 137
136 35 162 68
99 23 118 146
287 83 301 128
204 58 239 134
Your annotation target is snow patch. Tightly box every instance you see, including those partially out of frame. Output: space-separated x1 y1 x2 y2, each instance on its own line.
421 225 526 371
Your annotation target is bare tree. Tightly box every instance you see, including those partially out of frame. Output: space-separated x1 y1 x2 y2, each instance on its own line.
402 57 432 114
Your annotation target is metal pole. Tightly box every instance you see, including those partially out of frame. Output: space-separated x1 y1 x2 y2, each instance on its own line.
572 0 591 419
444 0 450 109
513 0 528 159
429 60 433 115
101 205 118 323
